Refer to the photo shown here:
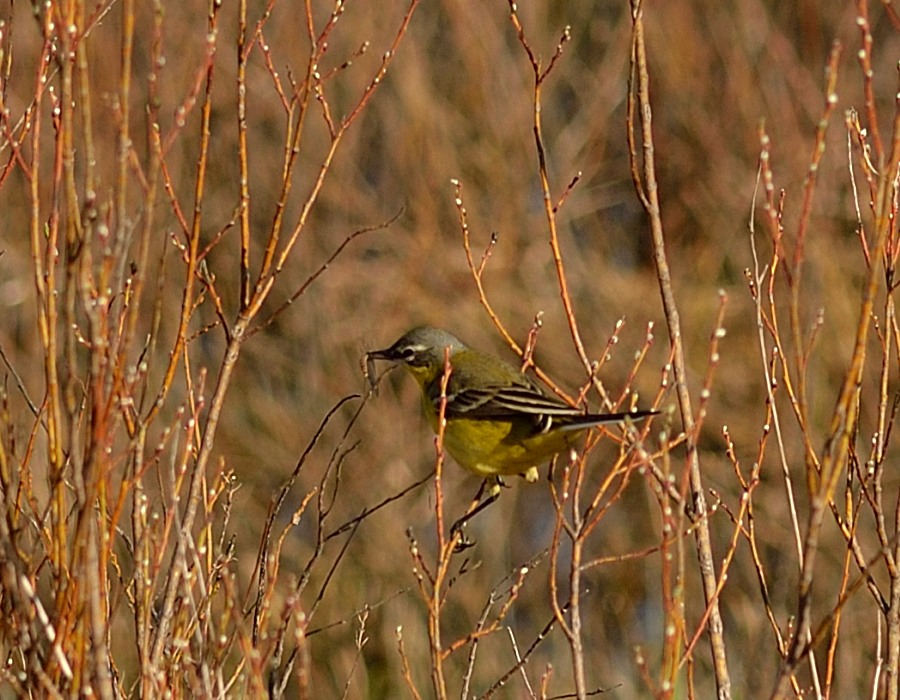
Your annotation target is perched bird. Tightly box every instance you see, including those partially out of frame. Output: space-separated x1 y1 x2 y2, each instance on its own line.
366 326 657 496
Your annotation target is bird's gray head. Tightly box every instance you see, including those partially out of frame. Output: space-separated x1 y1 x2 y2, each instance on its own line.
367 326 467 368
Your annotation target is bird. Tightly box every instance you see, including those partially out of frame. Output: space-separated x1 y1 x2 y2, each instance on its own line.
366 326 657 505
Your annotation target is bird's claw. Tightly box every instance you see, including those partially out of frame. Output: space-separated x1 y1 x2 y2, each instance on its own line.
450 518 475 552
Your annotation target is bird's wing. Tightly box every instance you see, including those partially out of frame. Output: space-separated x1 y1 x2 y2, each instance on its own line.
445 385 658 435
424 362 657 430
430 372 657 427
428 371 583 420
451 383 584 418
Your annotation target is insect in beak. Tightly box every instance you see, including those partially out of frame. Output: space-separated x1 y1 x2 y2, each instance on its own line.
364 352 380 395
363 349 396 395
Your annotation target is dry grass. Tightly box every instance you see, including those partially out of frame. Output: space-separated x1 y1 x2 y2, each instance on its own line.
1 0 900 698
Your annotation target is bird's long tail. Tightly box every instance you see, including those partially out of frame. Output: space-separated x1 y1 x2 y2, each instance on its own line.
558 408 659 431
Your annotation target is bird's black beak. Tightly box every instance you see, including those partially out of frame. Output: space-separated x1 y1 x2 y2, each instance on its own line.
365 347 395 362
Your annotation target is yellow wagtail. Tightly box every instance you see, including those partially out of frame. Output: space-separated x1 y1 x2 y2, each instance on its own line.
366 326 657 501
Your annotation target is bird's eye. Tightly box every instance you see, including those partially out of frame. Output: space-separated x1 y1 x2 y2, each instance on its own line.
399 345 435 366
398 347 418 362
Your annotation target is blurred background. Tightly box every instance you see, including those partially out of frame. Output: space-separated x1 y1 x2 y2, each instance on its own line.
2 0 899 697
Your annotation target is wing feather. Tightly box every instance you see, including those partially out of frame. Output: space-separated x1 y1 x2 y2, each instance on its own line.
424 360 658 430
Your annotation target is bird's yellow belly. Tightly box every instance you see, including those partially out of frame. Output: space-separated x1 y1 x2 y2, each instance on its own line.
441 417 580 478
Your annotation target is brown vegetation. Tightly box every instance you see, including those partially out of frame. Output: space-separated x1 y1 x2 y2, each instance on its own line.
1 0 899 698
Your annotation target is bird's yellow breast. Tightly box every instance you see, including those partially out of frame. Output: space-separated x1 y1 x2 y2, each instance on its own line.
421 392 582 478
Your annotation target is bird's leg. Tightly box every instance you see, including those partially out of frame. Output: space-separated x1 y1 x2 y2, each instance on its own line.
449 479 502 551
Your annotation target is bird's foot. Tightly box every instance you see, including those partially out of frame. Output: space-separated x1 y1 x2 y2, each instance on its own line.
449 518 476 552
447 482 501 553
